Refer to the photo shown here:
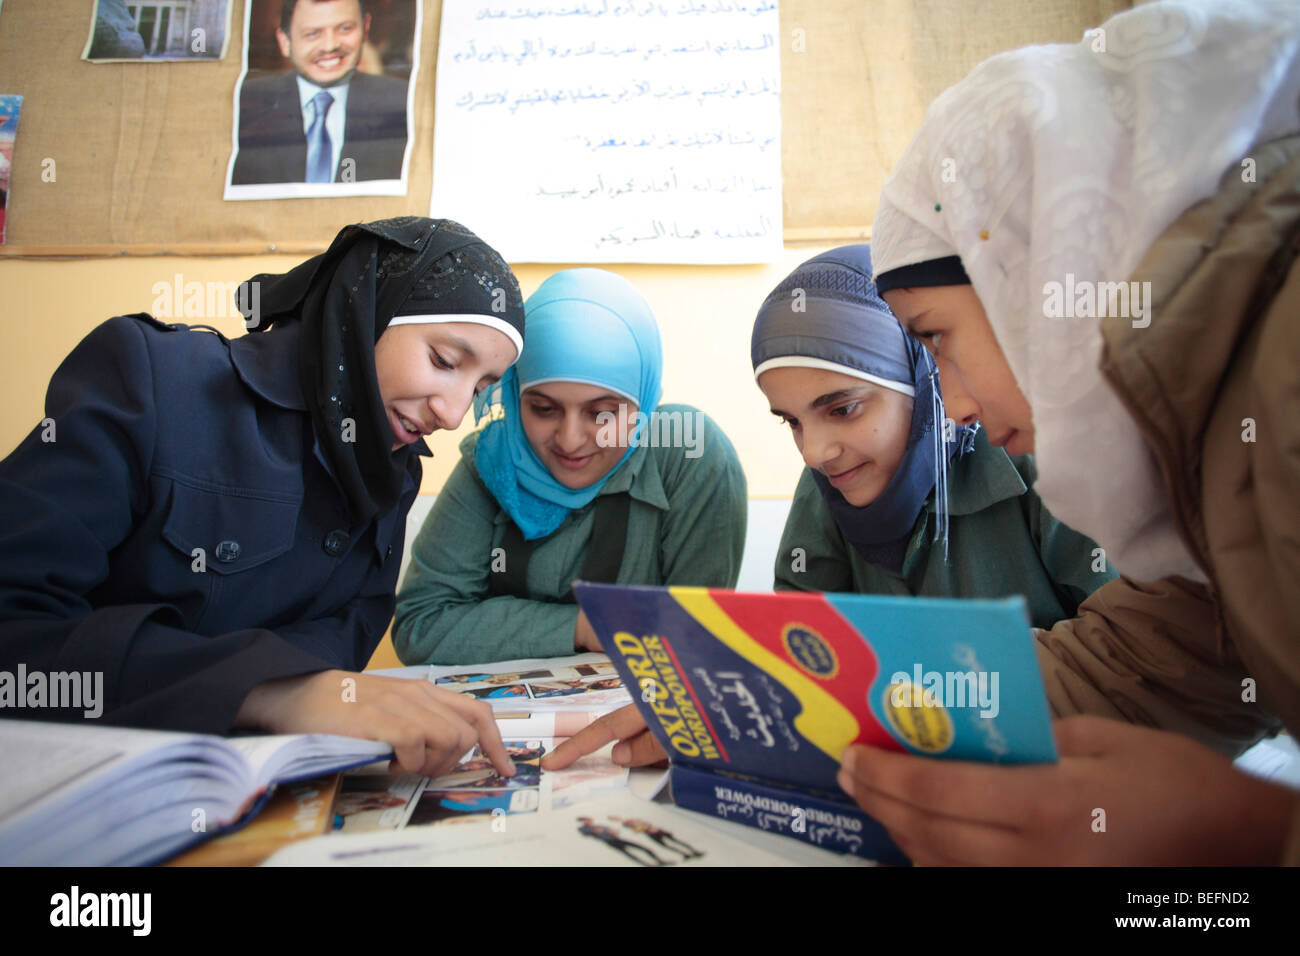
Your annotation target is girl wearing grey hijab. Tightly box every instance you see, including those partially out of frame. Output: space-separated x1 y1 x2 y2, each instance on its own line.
753 245 1114 630
541 244 1124 780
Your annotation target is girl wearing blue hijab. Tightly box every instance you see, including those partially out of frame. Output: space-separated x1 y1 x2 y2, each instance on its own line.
754 245 1115 628
473 268 663 541
394 268 747 664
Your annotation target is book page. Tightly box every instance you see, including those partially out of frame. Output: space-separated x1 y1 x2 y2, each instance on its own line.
430 654 633 713
411 737 630 826
0 734 119 824
332 735 631 834
265 792 863 867
226 734 392 787
0 720 201 825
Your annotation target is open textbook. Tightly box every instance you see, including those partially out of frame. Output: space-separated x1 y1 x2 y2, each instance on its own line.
373 652 635 714
0 656 635 867
333 735 632 834
265 792 867 867
161 721 639 864
573 584 1058 863
430 656 633 711
0 720 390 866
166 774 340 867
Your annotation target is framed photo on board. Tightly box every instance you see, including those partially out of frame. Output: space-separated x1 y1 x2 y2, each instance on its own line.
225 0 420 199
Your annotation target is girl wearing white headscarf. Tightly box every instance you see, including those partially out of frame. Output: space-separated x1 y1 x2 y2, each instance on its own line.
838 0 1300 864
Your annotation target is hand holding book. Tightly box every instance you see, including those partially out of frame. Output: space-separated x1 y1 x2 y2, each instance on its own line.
570 584 1063 861
838 714 1297 866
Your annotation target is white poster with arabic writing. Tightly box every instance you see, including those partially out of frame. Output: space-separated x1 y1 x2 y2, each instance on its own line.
431 0 782 263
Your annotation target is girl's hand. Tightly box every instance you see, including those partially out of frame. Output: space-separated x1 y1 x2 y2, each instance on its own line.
237 669 516 780
838 715 1296 865
541 703 666 769
574 609 604 652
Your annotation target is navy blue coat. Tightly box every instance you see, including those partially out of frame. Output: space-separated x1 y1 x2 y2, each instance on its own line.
0 314 427 733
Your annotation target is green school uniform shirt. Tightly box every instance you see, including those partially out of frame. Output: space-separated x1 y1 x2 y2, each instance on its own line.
394 404 747 664
773 430 1116 628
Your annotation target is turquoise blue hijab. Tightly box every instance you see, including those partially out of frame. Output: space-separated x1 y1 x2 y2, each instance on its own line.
473 268 663 540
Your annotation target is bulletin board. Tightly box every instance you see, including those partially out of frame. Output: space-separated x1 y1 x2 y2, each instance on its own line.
0 0 1130 257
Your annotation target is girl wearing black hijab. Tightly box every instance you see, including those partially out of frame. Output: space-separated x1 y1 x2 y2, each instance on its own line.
0 218 522 779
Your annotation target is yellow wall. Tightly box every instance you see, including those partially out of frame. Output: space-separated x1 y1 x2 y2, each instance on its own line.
1 249 850 671
0 250 837 497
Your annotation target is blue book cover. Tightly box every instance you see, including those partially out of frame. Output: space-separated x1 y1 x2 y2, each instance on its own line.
573 583 1058 860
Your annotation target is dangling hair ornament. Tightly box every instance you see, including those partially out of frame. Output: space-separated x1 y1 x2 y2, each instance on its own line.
928 351 951 561
926 348 978 562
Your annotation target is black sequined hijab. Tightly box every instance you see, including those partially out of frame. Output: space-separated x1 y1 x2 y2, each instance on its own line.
246 217 524 524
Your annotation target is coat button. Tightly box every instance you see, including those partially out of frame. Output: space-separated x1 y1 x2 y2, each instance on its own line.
215 540 241 563
323 529 350 557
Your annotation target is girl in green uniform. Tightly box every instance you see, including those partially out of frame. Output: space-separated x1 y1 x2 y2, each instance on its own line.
754 244 1113 626
542 244 1116 776
394 268 746 665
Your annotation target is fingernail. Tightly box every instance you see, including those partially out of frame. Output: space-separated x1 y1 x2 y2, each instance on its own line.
611 742 629 765
840 746 857 776
837 768 853 794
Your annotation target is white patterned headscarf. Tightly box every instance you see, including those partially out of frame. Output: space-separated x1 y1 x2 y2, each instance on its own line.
872 0 1300 582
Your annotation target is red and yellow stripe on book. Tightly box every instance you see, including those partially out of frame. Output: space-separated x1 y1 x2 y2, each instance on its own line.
670 587 903 757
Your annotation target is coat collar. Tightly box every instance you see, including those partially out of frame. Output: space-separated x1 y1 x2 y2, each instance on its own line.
592 441 670 511
229 322 308 411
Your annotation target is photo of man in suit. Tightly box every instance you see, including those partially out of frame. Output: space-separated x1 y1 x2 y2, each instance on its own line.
230 0 410 187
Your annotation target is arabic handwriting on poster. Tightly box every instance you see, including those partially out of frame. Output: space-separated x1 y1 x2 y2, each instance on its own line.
451 34 775 65
472 2 779 22
535 169 774 200
454 77 777 113
580 132 778 153
431 0 782 263
593 216 773 248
